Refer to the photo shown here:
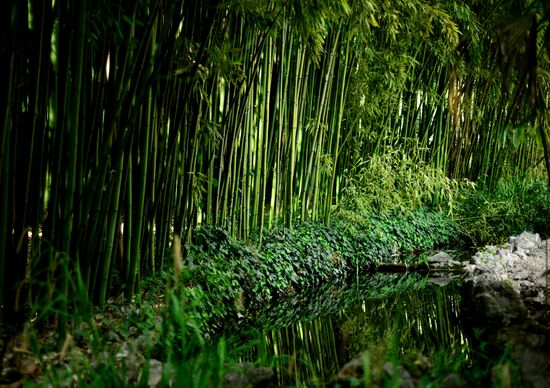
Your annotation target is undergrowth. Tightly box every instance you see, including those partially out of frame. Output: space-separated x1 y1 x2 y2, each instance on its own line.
180 207 458 332
4 145 549 386
338 145 470 217
455 178 550 246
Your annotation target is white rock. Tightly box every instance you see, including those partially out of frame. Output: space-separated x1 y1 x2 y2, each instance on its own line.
510 232 541 252
147 359 163 387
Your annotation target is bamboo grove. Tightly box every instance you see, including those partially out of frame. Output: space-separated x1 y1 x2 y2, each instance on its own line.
1 0 550 330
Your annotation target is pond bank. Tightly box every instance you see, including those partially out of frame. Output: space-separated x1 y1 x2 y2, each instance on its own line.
331 231 550 387
460 232 550 387
2 227 548 387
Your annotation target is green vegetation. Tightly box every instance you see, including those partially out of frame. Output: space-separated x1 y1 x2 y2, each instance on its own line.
337 145 468 217
3 0 550 325
173 210 457 330
456 178 550 245
154 173 550 333
2 0 550 386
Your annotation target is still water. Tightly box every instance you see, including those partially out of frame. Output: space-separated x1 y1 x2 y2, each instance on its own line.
227 273 470 386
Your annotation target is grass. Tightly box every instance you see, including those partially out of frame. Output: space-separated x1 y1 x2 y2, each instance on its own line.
2 268 534 387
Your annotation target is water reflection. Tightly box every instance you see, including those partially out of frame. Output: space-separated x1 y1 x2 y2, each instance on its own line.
232 273 470 386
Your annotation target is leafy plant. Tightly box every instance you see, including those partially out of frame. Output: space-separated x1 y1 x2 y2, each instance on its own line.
454 177 550 246
338 145 471 217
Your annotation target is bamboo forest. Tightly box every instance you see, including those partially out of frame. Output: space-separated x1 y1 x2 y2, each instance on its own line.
2 0 550 386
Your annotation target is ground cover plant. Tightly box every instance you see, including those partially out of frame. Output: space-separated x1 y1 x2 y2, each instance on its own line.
179 208 458 329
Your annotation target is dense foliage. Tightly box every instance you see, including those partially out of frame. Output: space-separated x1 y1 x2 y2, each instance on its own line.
171 175 550 331
456 178 550 245
3 0 550 385
174 208 456 330
2 0 550 343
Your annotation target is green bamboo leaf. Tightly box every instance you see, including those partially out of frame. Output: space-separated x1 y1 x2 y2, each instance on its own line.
512 119 529 148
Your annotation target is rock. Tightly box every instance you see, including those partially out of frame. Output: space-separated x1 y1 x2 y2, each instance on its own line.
428 275 453 287
460 279 527 330
248 367 275 386
428 251 453 263
508 334 550 387
145 359 163 387
497 249 518 267
509 232 541 253
337 353 364 379
220 362 274 388
335 353 433 387
459 233 550 386
383 362 414 388
221 370 248 387
403 353 432 378
440 372 468 388
427 252 462 269
467 234 550 305
114 341 146 383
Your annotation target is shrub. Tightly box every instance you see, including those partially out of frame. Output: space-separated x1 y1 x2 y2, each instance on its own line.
338 145 469 217
454 178 550 246
178 207 458 333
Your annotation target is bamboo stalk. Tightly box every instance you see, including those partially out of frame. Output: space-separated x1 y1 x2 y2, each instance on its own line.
98 152 124 307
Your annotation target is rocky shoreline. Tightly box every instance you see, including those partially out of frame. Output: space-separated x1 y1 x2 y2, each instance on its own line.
332 232 550 387
463 232 549 307
460 232 550 387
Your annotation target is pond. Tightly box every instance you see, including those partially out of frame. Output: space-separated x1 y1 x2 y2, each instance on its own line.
225 272 471 386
